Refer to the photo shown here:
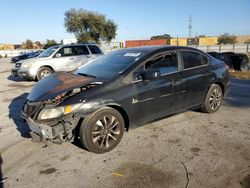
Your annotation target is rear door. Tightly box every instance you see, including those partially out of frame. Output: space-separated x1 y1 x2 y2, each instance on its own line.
72 45 91 69
180 50 212 108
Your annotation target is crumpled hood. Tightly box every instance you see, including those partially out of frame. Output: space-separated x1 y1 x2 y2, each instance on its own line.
27 72 102 101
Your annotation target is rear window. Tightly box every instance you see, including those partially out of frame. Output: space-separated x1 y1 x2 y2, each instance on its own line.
182 51 207 69
88 45 102 54
74 46 89 55
145 52 178 75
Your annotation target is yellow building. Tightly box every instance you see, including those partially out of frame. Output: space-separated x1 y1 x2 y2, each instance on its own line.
170 38 187 46
170 36 218 46
199 37 218 46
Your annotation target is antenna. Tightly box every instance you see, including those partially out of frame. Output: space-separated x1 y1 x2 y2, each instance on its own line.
188 15 192 38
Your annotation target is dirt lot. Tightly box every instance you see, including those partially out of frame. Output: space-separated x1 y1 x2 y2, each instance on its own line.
0 59 249 188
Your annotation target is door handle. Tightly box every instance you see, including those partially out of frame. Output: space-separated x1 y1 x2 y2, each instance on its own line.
69 57 74 60
87 55 92 58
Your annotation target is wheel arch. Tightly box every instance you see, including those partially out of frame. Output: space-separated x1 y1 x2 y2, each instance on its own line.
37 65 55 73
74 104 130 140
212 81 225 96
36 65 55 80
107 105 130 132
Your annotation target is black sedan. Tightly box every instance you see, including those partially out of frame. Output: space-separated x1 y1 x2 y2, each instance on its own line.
11 51 42 63
21 46 230 153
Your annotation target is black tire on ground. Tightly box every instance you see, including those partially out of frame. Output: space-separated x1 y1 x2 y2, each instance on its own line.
79 107 125 154
37 67 53 80
201 84 223 113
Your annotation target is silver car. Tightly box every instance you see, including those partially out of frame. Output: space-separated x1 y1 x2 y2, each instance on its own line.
11 44 104 80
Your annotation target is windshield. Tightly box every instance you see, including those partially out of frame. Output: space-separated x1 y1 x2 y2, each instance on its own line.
38 46 59 58
74 50 146 79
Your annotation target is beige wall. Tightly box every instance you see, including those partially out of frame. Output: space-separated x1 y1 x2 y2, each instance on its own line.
0 44 15 50
236 35 250 44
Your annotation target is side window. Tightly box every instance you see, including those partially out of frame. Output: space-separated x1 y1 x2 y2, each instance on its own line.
202 55 208 65
145 52 178 75
57 47 73 57
88 45 102 54
182 51 204 69
133 65 144 81
74 46 89 55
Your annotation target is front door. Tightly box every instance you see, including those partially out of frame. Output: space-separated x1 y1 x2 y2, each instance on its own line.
128 51 183 125
53 46 77 71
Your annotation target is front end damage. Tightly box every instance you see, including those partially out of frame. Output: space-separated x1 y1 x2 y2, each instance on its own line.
22 100 78 143
21 72 104 144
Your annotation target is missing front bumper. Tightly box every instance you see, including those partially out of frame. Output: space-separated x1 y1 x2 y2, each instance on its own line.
26 117 77 144
26 118 54 139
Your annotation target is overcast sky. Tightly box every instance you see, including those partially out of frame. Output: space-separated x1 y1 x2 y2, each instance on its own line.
0 0 250 44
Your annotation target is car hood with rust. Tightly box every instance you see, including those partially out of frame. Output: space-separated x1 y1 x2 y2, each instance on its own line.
27 72 103 101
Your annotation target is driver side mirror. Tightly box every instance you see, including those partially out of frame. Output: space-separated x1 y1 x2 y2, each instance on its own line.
55 53 62 58
142 69 161 80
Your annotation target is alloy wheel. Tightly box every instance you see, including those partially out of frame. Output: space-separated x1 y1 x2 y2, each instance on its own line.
92 115 121 149
209 88 222 110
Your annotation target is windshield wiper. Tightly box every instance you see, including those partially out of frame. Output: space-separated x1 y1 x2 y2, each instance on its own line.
78 73 96 78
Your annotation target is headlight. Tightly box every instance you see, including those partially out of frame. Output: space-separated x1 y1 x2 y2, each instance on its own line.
37 104 82 120
22 62 34 68
38 107 64 120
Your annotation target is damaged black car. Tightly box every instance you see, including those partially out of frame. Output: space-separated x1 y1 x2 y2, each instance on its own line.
21 46 230 153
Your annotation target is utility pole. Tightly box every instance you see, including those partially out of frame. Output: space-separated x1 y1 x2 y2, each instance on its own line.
188 15 192 38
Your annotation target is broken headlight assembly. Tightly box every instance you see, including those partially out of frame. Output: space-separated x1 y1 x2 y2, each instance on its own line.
37 104 82 120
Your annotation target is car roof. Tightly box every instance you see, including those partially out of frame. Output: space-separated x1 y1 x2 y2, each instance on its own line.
62 43 98 48
117 45 205 54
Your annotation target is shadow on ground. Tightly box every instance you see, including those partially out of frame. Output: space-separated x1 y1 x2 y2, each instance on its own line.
7 75 31 82
8 93 30 138
223 79 250 108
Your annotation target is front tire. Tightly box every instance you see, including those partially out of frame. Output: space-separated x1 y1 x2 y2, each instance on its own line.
37 67 53 80
201 84 223 113
79 107 125 154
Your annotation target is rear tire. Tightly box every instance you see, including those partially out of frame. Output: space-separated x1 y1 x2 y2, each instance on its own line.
37 67 53 80
79 107 125 154
201 84 223 113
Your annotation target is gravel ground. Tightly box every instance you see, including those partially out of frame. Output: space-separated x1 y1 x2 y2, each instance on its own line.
0 60 249 188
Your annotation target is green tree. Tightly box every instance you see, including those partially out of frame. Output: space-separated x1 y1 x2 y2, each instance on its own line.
150 33 171 44
64 8 117 43
218 33 237 45
150 33 171 40
244 39 250 44
44 39 58 49
22 39 34 49
34 41 44 49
